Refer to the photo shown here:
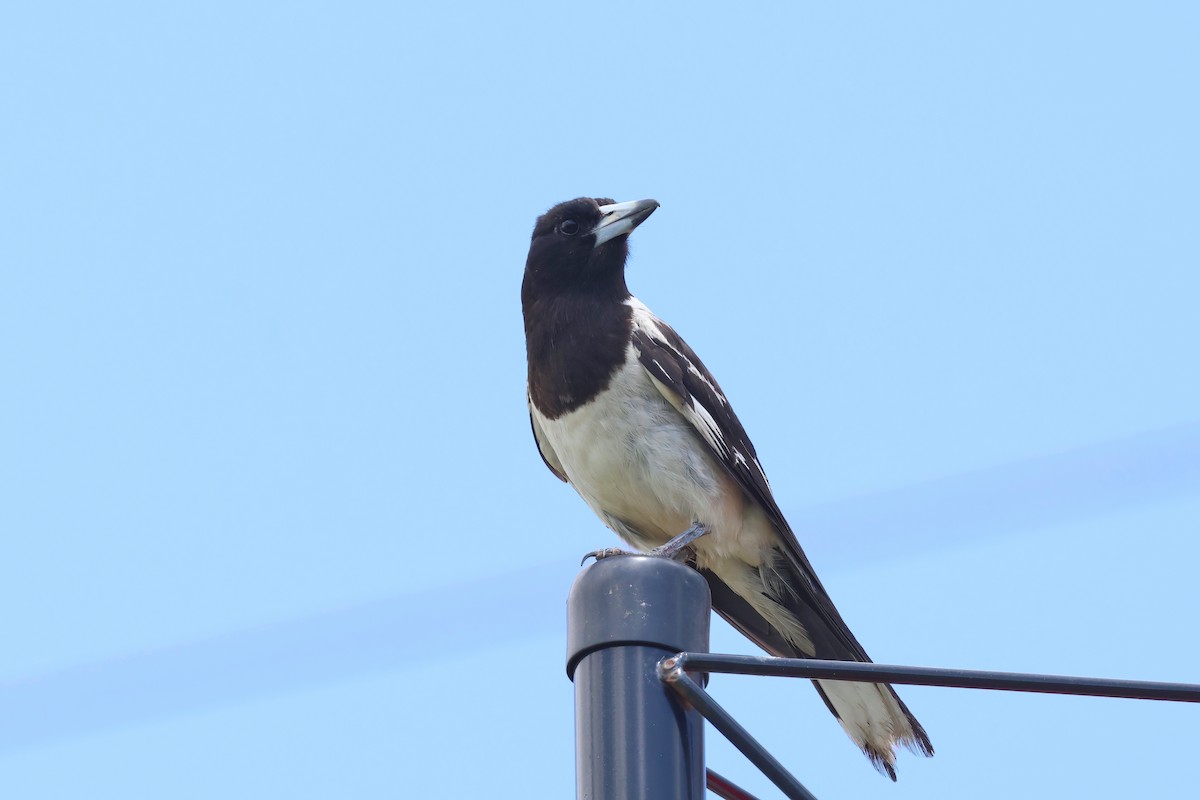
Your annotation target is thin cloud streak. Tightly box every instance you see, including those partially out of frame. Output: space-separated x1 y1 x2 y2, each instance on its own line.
799 421 1200 567
0 563 565 754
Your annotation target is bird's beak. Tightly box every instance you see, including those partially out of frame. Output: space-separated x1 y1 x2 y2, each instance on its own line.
592 199 660 247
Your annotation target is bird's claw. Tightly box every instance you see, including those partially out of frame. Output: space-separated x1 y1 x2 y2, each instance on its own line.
581 547 633 565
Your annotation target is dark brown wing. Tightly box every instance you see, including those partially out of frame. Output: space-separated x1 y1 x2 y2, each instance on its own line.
630 303 934 773
629 307 874 663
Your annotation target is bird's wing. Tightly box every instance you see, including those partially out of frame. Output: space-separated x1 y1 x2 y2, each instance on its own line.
629 302 792 540
528 395 567 482
628 302 872 659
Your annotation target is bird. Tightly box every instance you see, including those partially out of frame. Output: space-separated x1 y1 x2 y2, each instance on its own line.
521 196 933 779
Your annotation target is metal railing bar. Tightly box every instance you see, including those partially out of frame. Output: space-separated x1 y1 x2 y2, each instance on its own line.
674 653 1200 702
661 659 819 800
706 768 764 800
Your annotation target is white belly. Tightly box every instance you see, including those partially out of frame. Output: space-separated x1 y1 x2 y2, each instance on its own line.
533 346 811 651
533 348 757 559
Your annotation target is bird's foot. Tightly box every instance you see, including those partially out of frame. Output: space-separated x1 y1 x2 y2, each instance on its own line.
649 522 710 562
580 547 635 565
581 524 710 566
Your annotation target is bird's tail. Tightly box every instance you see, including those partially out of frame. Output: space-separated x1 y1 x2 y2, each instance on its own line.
702 551 933 780
812 677 932 780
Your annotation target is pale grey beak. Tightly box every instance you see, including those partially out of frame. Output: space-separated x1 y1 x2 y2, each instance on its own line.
592 199 660 247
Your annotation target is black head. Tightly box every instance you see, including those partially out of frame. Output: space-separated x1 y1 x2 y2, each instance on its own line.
522 197 659 300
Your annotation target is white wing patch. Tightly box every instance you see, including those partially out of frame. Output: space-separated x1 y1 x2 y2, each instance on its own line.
687 363 728 407
643 369 728 456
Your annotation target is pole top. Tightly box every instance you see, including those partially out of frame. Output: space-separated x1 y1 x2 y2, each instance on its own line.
566 555 711 679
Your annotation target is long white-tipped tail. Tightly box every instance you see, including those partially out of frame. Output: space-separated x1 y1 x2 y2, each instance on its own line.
702 551 934 780
815 679 934 780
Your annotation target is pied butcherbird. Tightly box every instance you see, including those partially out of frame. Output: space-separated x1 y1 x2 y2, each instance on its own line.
521 197 932 779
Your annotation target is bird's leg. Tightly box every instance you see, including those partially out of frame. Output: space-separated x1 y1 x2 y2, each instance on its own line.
580 523 710 565
649 522 710 561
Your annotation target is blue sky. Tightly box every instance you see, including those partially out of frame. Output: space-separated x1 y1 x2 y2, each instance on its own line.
2 2 1198 797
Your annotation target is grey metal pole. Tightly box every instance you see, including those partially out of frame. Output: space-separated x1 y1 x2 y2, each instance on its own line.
567 555 710 800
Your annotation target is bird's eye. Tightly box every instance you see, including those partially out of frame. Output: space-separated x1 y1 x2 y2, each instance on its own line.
558 219 580 236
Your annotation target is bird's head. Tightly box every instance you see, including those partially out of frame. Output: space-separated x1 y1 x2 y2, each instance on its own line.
522 197 659 299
